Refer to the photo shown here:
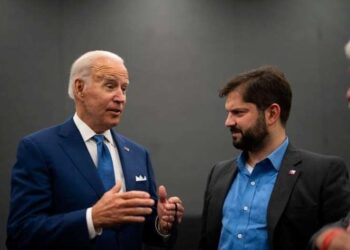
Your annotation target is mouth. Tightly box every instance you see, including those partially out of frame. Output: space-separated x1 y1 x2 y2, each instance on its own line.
107 108 122 115
230 128 241 139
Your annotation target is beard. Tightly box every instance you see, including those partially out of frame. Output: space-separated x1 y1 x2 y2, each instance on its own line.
230 112 268 152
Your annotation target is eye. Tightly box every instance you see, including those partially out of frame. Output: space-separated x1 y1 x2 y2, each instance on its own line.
231 110 246 117
104 80 116 90
106 83 114 89
121 85 128 94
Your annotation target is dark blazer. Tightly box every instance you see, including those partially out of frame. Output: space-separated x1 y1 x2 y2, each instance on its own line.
199 144 350 250
7 118 166 250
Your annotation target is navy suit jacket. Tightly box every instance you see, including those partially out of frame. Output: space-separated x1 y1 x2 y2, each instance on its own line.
7 118 166 250
199 145 350 250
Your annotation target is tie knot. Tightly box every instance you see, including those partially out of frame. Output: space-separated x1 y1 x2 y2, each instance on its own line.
93 134 105 144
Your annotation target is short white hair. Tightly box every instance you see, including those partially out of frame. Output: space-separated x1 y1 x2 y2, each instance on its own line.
68 50 124 99
345 40 350 60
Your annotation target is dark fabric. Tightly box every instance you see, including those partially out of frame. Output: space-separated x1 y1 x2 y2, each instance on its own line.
199 144 350 250
6 118 172 250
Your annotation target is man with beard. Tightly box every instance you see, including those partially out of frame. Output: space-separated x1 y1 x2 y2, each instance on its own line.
198 65 350 250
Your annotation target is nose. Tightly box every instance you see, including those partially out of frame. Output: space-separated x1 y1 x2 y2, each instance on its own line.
225 113 236 127
113 88 126 103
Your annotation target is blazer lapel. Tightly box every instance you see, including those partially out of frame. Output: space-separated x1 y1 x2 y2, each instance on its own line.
57 119 105 197
210 161 238 235
267 144 302 237
111 131 135 191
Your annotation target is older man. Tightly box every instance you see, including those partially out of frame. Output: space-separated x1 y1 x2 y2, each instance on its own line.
7 50 184 250
310 40 350 250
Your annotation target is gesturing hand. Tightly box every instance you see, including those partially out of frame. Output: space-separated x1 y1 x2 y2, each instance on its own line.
157 185 184 234
92 181 155 230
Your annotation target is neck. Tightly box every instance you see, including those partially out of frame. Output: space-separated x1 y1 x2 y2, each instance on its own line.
246 127 286 166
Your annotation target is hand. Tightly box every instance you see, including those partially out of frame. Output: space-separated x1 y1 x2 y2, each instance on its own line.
315 228 350 250
157 185 184 234
92 181 155 230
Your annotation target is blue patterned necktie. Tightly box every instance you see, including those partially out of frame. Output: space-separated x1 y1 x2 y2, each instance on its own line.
93 134 115 191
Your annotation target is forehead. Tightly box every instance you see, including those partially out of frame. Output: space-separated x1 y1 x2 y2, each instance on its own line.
225 90 256 110
91 57 129 82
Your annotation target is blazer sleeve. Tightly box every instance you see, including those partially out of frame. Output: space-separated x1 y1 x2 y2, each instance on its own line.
319 156 350 224
308 215 350 250
7 137 91 250
198 165 216 250
307 158 350 250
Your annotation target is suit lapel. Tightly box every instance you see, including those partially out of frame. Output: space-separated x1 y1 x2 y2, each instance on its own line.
57 119 105 197
267 144 302 236
211 161 238 234
111 131 135 191
215 161 238 209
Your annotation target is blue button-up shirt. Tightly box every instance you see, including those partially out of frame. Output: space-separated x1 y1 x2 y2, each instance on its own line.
218 138 289 250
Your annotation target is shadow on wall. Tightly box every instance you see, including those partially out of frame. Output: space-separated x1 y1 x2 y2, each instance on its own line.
145 216 201 250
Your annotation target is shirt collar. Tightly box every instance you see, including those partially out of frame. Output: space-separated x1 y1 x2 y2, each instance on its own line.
73 113 114 145
237 137 289 171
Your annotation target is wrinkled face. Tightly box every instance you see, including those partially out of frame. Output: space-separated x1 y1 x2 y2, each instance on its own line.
75 57 129 133
224 90 268 152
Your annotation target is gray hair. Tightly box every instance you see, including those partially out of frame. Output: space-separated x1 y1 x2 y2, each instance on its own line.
345 40 350 60
68 50 124 99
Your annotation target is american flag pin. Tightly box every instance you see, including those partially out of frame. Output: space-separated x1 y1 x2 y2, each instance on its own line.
288 170 296 175
124 146 130 152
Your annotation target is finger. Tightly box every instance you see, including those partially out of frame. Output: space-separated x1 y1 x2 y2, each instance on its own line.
159 219 173 231
162 205 177 217
176 211 184 223
158 185 167 203
120 215 147 223
161 215 175 223
120 190 151 199
347 224 350 232
175 203 184 213
109 181 122 193
120 207 153 216
120 197 155 208
168 196 182 204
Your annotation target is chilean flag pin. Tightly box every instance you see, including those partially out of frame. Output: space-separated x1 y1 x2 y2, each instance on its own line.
288 169 296 175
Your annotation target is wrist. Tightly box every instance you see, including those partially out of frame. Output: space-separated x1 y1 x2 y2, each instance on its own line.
155 216 170 238
321 228 345 250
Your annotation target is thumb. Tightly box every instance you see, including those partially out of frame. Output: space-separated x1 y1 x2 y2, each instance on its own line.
158 185 167 203
110 181 122 193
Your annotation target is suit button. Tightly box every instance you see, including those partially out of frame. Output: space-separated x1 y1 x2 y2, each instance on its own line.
237 233 243 239
250 181 256 186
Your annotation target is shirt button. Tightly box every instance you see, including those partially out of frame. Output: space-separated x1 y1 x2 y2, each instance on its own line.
250 181 256 186
237 233 243 239
243 206 249 211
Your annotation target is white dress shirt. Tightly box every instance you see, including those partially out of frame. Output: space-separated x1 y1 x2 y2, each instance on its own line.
73 113 126 239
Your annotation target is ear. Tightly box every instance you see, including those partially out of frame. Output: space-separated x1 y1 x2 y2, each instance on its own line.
73 79 85 100
265 103 281 126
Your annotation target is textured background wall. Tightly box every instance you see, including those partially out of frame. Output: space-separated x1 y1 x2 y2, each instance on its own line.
1 0 350 249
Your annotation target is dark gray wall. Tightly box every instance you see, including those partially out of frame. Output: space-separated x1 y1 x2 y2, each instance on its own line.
1 0 350 249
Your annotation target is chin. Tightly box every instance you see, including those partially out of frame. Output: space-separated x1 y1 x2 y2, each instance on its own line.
111 118 121 127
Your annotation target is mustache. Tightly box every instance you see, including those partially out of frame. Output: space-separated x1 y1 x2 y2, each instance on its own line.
230 127 242 133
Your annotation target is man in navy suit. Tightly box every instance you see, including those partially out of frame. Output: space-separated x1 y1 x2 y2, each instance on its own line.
199 65 350 250
7 50 184 250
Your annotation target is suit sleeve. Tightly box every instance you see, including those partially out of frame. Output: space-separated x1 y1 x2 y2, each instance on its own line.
198 164 216 250
7 137 91 250
308 216 349 250
307 158 350 249
320 157 350 224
